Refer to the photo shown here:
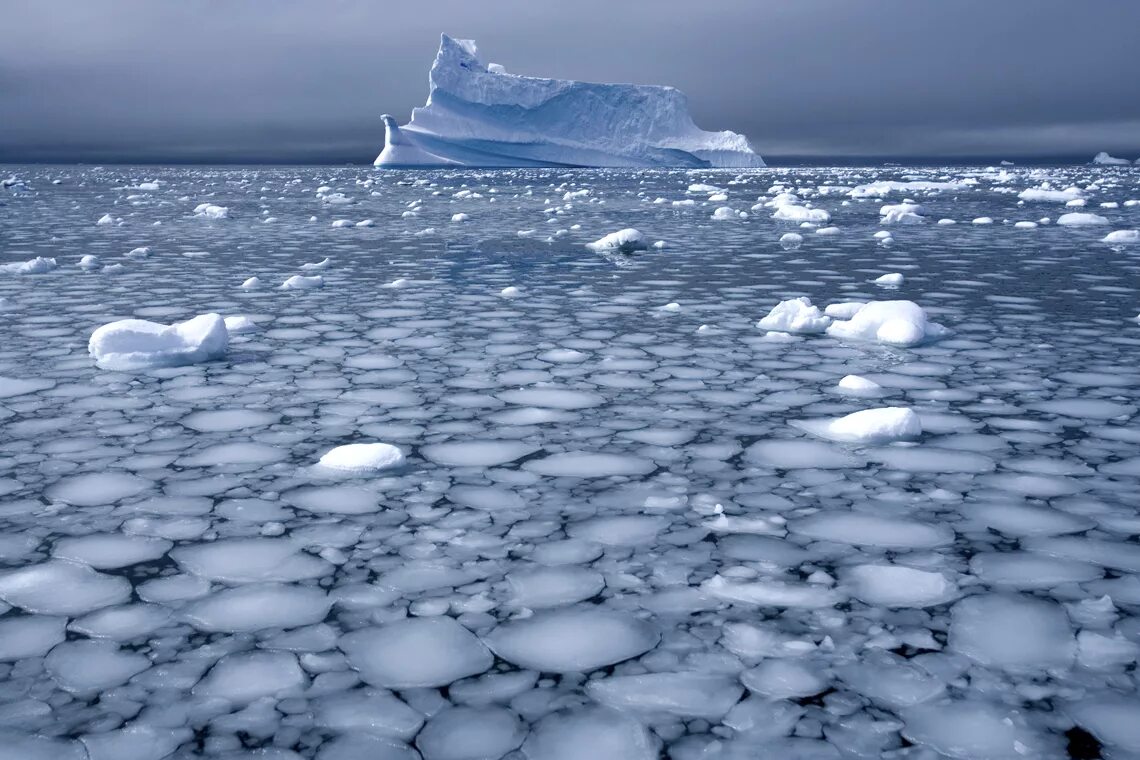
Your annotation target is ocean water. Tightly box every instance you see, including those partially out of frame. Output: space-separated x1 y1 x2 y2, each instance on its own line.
1 164 1139 759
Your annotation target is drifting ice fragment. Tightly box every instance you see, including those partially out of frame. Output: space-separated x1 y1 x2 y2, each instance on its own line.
88 313 228 371
585 228 648 253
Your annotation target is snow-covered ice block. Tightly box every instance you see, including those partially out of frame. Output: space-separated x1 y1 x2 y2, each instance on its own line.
779 232 804 247
844 564 958 607
874 272 904 286
585 228 648 253
375 35 762 169
1057 212 1109 226
280 274 324 290
1 256 57 274
756 297 830 334
1092 150 1132 165
240 276 261 289
78 254 100 269
880 202 925 224
772 204 830 223
793 406 921 444
825 299 948 347
88 313 227 371
318 442 405 472
1104 229 1139 244
836 374 883 396
192 203 228 219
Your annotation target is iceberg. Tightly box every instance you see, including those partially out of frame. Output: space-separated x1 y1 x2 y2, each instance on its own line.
374 35 763 169
1092 151 1132 166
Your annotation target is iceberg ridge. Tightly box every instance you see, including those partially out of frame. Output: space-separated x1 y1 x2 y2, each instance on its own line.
375 35 764 169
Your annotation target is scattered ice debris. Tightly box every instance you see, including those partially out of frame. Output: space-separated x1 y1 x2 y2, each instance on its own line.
192 203 228 219
1018 185 1083 203
585 228 648 253
280 274 324 290
318 442 405 472
88 313 228 370
756 297 830 334
825 299 948 347
793 406 922 443
0 256 57 274
873 272 904 286
1057 212 1109 226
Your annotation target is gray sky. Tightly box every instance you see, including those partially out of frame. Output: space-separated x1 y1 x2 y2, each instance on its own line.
2 0 1139 164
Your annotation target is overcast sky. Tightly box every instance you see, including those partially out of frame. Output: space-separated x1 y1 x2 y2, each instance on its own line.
2 0 1139 164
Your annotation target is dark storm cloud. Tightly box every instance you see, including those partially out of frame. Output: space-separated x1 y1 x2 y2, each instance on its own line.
2 0 1139 163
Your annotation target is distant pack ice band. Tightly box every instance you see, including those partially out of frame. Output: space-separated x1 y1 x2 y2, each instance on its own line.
374 35 764 169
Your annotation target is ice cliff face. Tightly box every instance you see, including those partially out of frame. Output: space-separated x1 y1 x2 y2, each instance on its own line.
374 35 764 169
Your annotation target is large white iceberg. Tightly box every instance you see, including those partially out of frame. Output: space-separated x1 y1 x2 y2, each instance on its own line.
374 35 763 169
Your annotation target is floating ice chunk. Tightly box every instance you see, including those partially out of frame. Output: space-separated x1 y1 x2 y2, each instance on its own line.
301 257 332 271
712 206 744 220
1057 212 1109 226
1067 697 1140 754
1018 186 1083 202
68 604 172 641
950 593 1075 670
1014 221 1037 229
523 707 658 760
280 274 324 289
383 277 410 288
836 651 946 708
773 205 830 223
794 406 921 444
0 561 131 614
741 660 827 699
355 218 374 227
499 286 521 298
880 202 925 224
937 218 956 225
183 583 331 632
312 689 424 739
507 566 605 608
744 439 861 469
498 387 604 409
318 442 405 472
45 640 150 694
451 213 470 223
193 651 306 704
96 213 115 225
421 440 538 467
972 216 994 224
88 313 227 371
902 700 1061 760
0 256 57 274
53 533 171 569
171 538 333 582
970 552 1102 589
523 451 656 477
587 672 743 719
484 608 658 672
125 246 150 258
874 272 904 286
0 615 67 660
779 232 803 248
844 564 958 607
568 515 668 546
658 302 681 312
0 376 55 399
825 299 947 347
836 374 883 396
78 254 100 269
331 219 354 227
339 617 493 688
816 225 840 235
1104 229 1139 244
240 276 261 289
756 297 830 334
80 725 189 760
192 203 228 219
416 707 525 760
701 575 841 608
585 228 648 253
790 511 952 549
284 485 381 514
223 314 258 333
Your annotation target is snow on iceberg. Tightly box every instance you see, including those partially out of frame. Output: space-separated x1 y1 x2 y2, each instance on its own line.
585 229 649 253
793 407 923 444
88 313 228 371
374 35 763 169
826 300 948 347
0 256 57 274
756 297 831 335
1092 151 1132 166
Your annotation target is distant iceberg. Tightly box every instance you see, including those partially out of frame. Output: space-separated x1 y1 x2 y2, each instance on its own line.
374 35 764 169
1091 151 1133 166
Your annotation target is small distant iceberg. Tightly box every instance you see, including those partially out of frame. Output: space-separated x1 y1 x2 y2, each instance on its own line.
1091 151 1134 166
375 35 763 169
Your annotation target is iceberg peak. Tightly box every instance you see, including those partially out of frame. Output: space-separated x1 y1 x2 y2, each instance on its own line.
375 34 764 169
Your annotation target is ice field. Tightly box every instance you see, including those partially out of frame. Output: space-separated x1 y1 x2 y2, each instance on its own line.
1 163 1140 759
